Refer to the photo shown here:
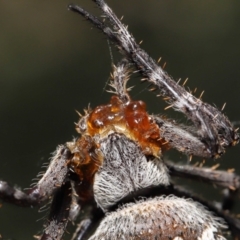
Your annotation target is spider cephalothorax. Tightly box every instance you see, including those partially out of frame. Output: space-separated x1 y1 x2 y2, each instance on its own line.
0 1 240 240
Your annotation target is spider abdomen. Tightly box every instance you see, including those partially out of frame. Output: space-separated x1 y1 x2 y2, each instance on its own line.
90 196 226 240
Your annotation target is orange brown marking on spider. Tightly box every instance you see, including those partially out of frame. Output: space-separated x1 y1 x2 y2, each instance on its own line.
87 95 169 157
67 135 102 201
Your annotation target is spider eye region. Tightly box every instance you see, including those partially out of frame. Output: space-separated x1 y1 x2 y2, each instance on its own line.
86 95 169 157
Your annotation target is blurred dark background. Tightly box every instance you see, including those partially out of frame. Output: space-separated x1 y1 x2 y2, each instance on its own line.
0 0 240 239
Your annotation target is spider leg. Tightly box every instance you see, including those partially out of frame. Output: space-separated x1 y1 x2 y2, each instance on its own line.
40 181 72 240
153 114 212 158
107 58 131 104
167 160 240 215
68 181 81 222
0 180 39 207
70 201 104 240
166 160 240 190
71 219 92 240
68 1 239 158
0 145 72 206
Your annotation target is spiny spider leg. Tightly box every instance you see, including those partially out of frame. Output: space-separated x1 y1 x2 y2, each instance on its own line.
68 1 239 158
40 181 72 240
0 145 71 207
108 58 131 104
71 210 104 240
0 145 73 238
153 115 212 157
167 160 240 233
0 180 39 207
166 161 240 190
166 161 240 215
71 219 92 240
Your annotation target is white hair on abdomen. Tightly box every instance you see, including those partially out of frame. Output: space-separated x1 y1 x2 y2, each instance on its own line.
90 196 226 240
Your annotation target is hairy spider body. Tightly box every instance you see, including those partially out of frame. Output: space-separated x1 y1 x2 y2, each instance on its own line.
0 0 240 240
67 90 169 207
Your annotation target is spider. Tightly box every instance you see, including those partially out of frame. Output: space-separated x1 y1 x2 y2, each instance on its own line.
0 0 240 239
